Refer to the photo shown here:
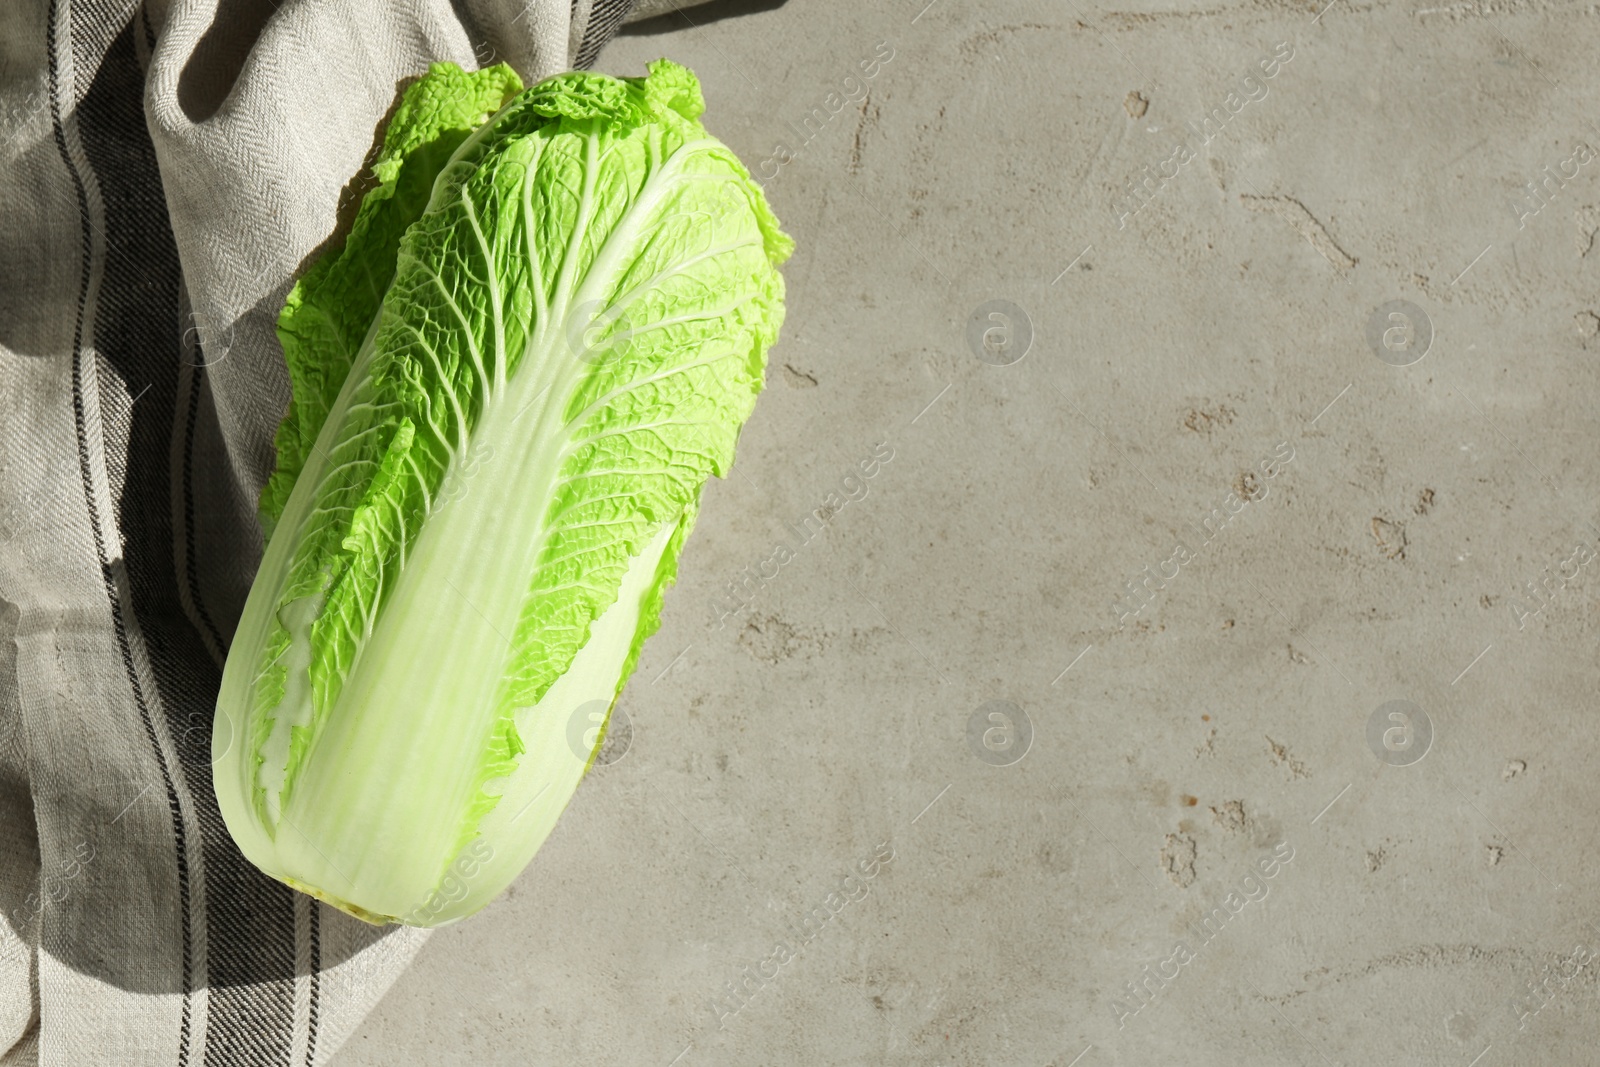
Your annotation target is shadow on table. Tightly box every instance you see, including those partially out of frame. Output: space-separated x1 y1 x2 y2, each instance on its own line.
620 0 789 35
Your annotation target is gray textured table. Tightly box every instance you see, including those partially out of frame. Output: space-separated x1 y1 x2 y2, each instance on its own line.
335 1 1600 1063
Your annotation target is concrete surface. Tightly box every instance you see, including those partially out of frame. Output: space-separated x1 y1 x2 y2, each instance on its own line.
332 1 1600 1064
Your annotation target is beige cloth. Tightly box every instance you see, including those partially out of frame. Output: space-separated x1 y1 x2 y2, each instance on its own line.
0 1 659 1063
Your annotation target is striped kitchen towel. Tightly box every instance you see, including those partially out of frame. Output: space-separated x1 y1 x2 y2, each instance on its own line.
0 1 658 1063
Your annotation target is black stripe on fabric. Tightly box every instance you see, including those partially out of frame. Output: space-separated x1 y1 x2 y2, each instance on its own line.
46 4 196 1065
305 902 320 1067
70 15 301 1067
575 0 637 68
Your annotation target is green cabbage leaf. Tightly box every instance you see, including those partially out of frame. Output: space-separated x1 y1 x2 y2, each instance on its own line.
213 59 790 926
